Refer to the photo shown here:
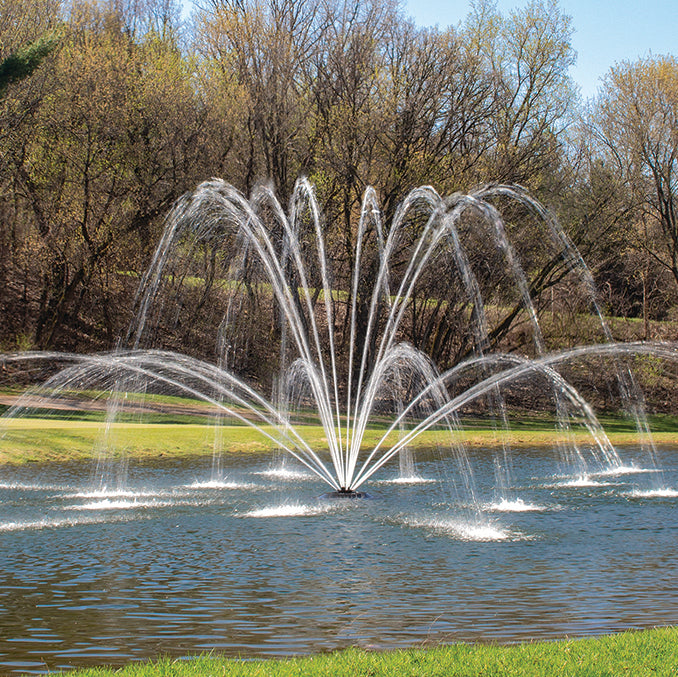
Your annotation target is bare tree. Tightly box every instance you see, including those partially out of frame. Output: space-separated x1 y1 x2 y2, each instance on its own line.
593 55 678 292
463 0 577 186
195 0 323 198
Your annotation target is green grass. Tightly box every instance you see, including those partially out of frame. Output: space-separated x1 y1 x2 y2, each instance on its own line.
0 420 290 463
60 627 678 676
2 414 678 465
2 382 677 465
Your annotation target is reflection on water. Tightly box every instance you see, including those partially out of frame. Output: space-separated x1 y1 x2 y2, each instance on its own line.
0 447 677 674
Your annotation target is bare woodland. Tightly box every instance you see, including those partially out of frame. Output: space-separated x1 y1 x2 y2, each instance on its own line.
1 0 677 404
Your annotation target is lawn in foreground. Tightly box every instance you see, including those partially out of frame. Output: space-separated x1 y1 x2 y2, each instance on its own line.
62 627 678 676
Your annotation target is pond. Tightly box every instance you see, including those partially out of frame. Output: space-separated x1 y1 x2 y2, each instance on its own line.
1 446 677 674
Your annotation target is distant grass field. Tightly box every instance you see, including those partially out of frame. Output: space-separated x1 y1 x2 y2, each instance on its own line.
2 384 677 464
1 414 678 464
60 627 678 676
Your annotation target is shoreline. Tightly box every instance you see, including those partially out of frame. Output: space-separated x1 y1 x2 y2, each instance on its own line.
57 627 678 676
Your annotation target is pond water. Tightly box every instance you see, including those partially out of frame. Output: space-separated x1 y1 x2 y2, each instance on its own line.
1 446 677 674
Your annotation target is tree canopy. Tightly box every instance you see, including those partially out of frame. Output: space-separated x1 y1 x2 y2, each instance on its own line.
0 0 676 395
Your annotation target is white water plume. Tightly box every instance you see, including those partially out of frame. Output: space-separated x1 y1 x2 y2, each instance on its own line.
593 465 662 477
555 475 614 488
66 488 164 499
485 497 548 512
187 479 258 490
243 503 334 518
405 516 515 541
377 475 437 485
0 482 74 492
66 498 176 510
0 514 128 532
627 488 678 498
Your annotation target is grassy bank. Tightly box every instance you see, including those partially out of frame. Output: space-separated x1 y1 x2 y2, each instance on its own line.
0 418 676 465
2 415 678 464
62 627 678 676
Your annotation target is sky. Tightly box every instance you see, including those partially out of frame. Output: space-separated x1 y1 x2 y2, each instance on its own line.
403 0 677 99
180 0 676 100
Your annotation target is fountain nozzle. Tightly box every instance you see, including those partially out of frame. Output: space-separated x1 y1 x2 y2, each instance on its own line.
321 487 372 499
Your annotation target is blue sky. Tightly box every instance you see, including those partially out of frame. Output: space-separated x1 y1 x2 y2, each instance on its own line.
403 0 677 99
181 0 676 99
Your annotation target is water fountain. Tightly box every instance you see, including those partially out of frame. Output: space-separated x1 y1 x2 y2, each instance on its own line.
2 179 677 491
1 180 677 672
